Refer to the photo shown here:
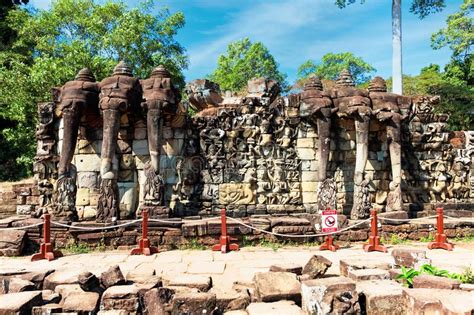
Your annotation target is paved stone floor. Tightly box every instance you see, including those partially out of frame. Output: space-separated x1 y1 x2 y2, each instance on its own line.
1 242 473 293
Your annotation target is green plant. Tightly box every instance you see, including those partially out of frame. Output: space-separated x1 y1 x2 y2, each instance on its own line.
64 242 92 254
419 264 450 277
454 235 474 243
419 234 435 242
178 238 207 250
396 266 420 287
382 234 409 245
449 267 474 284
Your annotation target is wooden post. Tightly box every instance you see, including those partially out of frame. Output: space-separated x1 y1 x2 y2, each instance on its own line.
363 209 387 253
428 207 454 251
31 213 63 261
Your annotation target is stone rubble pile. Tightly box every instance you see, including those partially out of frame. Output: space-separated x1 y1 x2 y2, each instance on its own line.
0 248 473 314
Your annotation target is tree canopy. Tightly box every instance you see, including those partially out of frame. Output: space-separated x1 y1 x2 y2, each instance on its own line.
334 0 445 18
0 0 188 180
431 0 473 85
208 38 288 93
297 52 375 86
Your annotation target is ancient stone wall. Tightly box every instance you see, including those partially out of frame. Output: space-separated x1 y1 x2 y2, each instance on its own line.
23 66 473 221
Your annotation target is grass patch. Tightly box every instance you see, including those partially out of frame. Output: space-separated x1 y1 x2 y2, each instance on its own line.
453 235 474 243
381 234 409 245
63 239 106 255
419 234 435 242
178 238 207 250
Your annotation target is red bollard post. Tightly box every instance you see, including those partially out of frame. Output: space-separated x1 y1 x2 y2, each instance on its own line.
212 208 239 253
363 209 387 253
320 235 340 252
31 213 62 261
131 209 158 256
428 207 454 251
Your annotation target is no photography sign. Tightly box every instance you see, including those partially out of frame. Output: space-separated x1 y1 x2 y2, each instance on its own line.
321 209 338 233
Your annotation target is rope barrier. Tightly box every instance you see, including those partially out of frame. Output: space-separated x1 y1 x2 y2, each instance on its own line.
378 215 438 223
0 222 43 230
226 216 371 238
51 220 141 231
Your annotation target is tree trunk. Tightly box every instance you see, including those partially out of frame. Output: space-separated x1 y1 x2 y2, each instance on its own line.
392 0 403 94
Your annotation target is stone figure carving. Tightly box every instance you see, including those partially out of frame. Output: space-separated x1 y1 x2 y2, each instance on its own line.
36 102 55 141
185 79 223 117
97 61 142 222
332 70 372 219
55 69 100 219
300 75 337 211
369 76 409 212
219 183 255 205
140 65 180 208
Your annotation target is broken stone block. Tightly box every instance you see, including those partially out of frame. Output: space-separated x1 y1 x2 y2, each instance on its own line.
41 290 61 304
19 270 54 290
302 255 332 279
253 272 301 303
2 278 36 293
347 268 390 281
32 303 63 315
0 229 26 256
212 288 250 312
101 284 140 312
166 274 212 292
78 271 102 293
143 287 175 315
412 274 461 290
62 291 100 313
100 265 126 289
340 258 391 277
171 292 217 314
0 291 43 314
391 248 430 268
301 276 359 314
269 263 303 275
54 284 84 302
357 280 404 315
246 300 303 315
43 269 85 290
97 310 130 315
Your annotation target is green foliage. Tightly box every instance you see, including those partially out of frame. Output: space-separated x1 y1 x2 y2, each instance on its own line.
419 234 435 242
419 263 450 277
387 64 473 130
431 0 473 85
297 52 375 86
449 267 474 284
381 234 409 245
0 0 188 180
208 38 288 93
431 0 473 60
397 264 474 287
0 0 29 50
64 240 106 254
396 266 420 287
334 0 445 19
179 238 207 250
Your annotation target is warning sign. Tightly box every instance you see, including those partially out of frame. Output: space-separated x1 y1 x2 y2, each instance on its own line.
321 209 338 233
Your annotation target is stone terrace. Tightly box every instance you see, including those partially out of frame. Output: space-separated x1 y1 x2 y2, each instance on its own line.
0 243 473 314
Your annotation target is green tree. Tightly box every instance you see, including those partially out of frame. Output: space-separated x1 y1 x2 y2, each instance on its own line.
208 38 288 93
431 0 473 84
335 0 446 94
297 52 375 86
0 0 29 50
0 0 188 180
388 64 473 130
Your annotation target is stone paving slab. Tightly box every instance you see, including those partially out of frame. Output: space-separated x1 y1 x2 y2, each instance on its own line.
0 244 472 297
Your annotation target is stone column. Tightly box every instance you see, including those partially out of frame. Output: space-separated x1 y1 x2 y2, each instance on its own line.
332 70 372 219
55 69 99 220
299 75 336 211
97 61 142 222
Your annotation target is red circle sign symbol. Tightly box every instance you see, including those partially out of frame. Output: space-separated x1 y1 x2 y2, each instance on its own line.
325 216 336 227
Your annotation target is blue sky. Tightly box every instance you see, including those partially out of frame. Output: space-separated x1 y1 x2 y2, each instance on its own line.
30 0 459 84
